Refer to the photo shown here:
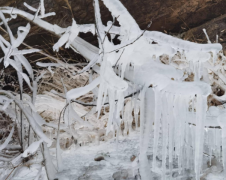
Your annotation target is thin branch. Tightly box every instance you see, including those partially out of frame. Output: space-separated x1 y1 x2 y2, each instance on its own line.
5 162 23 180
114 49 125 67
0 26 78 74
103 15 120 43
106 20 152 53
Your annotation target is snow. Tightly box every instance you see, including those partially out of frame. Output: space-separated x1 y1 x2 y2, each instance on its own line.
51 131 141 180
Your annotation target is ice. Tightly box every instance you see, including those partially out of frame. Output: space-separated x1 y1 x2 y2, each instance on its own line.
94 0 105 42
24 2 37 12
102 60 128 91
139 87 154 179
13 23 30 48
21 72 33 90
40 0 45 17
148 84 209 179
0 126 14 151
79 24 95 35
161 93 169 179
0 7 99 63
15 54 34 79
101 0 141 40
56 133 63 171
66 77 100 101
43 142 57 180
217 110 226 172
36 62 60 67
208 128 214 166
53 33 70 52
0 11 15 44
203 29 211 44
65 19 80 48
1 2 226 179
152 89 162 169
144 31 222 52
0 17 13 26
22 139 43 157
12 48 40 55
53 19 80 51
0 90 53 147
123 99 133 133
64 103 93 128
34 166 43 180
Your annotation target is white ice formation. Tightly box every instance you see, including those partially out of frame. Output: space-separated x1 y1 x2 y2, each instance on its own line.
0 0 226 179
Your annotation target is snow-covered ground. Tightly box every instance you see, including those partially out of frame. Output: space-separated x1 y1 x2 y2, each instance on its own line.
1 128 225 180
1 131 140 180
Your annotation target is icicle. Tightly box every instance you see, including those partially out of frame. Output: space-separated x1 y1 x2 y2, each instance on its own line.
203 29 211 44
217 111 226 171
179 96 186 174
116 129 119 156
139 87 154 180
215 129 221 162
161 92 168 180
152 89 162 169
194 95 207 180
106 89 116 135
167 93 174 177
188 124 193 169
174 95 182 171
185 104 190 169
208 128 213 166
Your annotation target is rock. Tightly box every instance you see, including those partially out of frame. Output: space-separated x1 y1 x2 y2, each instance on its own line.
94 156 105 161
130 155 136 162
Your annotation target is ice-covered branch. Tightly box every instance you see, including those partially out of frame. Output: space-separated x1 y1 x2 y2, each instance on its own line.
0 91 52 147
0 126 14 151
0 7 99 64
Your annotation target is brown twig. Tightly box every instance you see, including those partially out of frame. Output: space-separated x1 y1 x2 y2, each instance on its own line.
5 162 23 180
103 15 120 43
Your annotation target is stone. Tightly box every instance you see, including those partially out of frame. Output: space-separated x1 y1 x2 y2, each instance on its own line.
94 156 105 161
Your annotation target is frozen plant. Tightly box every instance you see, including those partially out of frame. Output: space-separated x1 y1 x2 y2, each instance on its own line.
0 0 226 180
